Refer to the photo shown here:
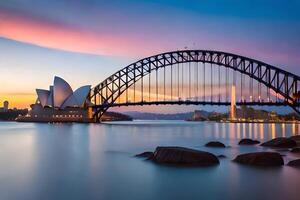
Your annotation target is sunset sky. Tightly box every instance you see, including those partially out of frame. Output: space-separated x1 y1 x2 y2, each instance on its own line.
0 0 299 112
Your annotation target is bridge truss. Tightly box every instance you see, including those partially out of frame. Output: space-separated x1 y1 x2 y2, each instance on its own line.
90 50 300 122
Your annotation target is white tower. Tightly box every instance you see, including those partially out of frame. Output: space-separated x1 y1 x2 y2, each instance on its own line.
230 85 236 119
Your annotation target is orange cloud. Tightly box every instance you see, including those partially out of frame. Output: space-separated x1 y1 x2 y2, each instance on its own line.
0 10 158 56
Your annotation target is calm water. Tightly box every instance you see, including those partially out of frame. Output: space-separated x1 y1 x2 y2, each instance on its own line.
0 121 300 200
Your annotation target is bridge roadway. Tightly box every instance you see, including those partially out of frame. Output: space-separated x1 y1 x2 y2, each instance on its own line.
93 100 295 109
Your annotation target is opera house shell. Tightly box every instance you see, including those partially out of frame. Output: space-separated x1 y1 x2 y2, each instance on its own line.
18 76 92 122
36 76 91 109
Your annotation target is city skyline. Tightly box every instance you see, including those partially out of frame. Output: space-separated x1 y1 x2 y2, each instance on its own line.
1 0 300 109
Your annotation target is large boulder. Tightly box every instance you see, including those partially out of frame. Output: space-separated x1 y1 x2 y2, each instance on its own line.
290 135 300 141
152 146 219 166
261 137 297 148
287 159 300 167
290 147 300 153
135 151 154 159
290 135 300 145
233 152 284 166
238 138 260 145
205 141 226 148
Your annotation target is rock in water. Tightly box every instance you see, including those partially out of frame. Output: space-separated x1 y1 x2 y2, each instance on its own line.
205 141 226 148
238 138 260 145
287 159 300 167
261 137 297 148
233 152 284 166
152 146 219 166
290 147 300 153
290 135 300 141
135 152 154 159
290 135 300 145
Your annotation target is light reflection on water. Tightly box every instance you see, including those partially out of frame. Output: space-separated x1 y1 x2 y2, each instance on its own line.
0 121 299 200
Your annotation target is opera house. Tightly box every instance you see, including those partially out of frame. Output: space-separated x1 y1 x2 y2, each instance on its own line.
18 76 93 122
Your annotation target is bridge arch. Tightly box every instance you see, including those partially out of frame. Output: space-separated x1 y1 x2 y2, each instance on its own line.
90 50 300 122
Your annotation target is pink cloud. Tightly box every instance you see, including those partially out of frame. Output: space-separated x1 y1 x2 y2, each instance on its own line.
0 9 165 57
0 8 299 70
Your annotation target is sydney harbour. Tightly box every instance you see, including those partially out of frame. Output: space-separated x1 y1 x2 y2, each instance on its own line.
1 121 300 200
1 0 300 200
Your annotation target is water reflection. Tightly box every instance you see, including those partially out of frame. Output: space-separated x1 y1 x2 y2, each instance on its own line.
248 123 253 138
271 123 276 139
242 123 246 139
281 124 286 137
253 123 257 139
259 124 264 140
236 123 240 139
0 121 300 200
291 123 299 136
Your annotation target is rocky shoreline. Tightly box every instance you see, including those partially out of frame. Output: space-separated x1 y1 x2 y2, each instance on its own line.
135 136 300 168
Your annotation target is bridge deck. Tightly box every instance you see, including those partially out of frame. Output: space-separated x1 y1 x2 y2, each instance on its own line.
93 101 292 109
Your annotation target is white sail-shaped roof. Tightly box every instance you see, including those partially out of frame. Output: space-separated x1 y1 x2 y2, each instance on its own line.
61 85 91 109
47 85 54 107
72 85 91 107
61 94 77 108
36 89 50 107
53 76 73 108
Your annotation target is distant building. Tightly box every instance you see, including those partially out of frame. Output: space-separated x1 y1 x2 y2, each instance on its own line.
17 76 93 122
235 106 271 120
0 100 9 112
3 101 8 111
0 100 28 121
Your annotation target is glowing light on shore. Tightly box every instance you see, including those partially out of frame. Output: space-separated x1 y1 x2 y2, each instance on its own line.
271 123 276 139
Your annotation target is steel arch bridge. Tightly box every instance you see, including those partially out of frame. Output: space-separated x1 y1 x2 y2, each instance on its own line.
90 50 300 122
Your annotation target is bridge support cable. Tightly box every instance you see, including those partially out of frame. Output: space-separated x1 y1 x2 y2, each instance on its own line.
118 73 121 104
240 70 242 102
258 66 261 102
203 62 206 101
156 68 158 101
233 67 236 88
111 81 114 102
149 67 151 102
171 64 173 101
226 67 229 102
250 75 253 102
181 62 184 100
211 62 213 102
126 67 128 103
189 60 191 100
218 64 221 102
164 66 166 101
196 59 199 101
141 64 144 103
267 69 270 102
177 62 180 100
133 67 136 103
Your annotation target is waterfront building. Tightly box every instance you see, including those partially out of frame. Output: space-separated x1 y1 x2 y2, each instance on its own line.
0 101 9 112
17 76 92 122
